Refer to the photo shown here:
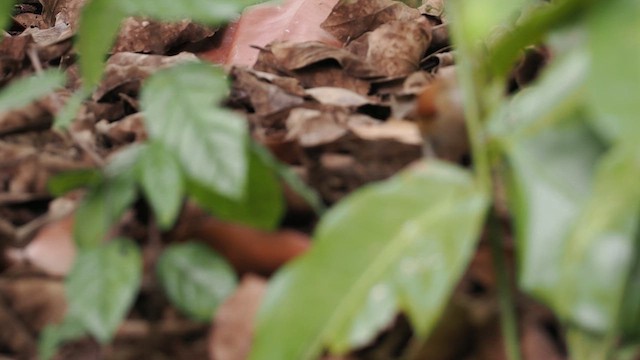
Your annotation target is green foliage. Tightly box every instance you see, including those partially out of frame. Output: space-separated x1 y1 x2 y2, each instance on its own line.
0 1 12 31
140 62 248 200
157 242 237 321
251 161 488 359
0 69 65 114
62 238 142 342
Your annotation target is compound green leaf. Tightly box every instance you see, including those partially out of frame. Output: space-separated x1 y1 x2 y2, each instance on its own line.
251 161 488 359
157 242 237 322
0 69 65 114
65 238 142 343
136 142 185 230
141 62 248 200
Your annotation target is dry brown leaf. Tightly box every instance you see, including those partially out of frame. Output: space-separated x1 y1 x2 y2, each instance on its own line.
209 275 267 360
113 18 215 55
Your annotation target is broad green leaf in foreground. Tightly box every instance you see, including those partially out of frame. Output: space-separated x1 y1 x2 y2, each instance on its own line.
141 62 248 199
251 161 488 359
0 70 65 114
65 238 142 343
585 0 640 142
157 242 237 322
506 114 605 306
558 145 640 335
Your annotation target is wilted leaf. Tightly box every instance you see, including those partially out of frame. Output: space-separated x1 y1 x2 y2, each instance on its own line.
0 70 65 114
251 161 487 359
157 242 238 321
141 62 248 199
65 238 142 343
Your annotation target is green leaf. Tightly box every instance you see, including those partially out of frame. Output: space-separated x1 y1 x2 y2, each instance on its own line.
38 317 86 360
251 161 488 359
136 142 184 230
252 142 326 215
488 45 588 142
191 144 284 230
76 1 125 87
74 173 137 249
586 0 640 142
620 235 640 344
65 238 142 343
141 62 248 199
0 69 65 114
117 0 264 23
506 113 605 305
48 169 103 196
0 1 13 31
558 145 640 334
157 242 237 322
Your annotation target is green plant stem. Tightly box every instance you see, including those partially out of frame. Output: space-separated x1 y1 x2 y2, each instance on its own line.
489 212 522 360
446 1 492 194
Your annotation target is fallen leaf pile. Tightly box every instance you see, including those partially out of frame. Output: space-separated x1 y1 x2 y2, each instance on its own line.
0 0 561 359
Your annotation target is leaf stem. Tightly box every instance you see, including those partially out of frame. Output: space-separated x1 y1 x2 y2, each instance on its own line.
489 211 522 360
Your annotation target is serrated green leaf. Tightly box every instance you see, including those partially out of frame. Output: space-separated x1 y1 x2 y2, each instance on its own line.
506 113 605 305
191 144 284 230
74 173 137 249
0 69 65 114
157 242 237 321
141 62 248 199
586 0 640 142
136 142 184 230
251 161 488 359
65 238 142 343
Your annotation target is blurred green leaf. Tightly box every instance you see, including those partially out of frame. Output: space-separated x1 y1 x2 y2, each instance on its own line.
585 0 640 142
141 62 248 199
506 113 605 306
65 238 142 343
191 144 284 230
136 142 184 230
74 173 137 249
38 317 86 360
251 161 487 359
558 146 640 334
0 1 13 31
0 70 65 114
620 235 640 344
157 242 237 321
47 169 103 196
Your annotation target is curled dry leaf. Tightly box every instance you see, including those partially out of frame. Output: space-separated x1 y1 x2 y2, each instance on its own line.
209 275 267 360
201 0 341 67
